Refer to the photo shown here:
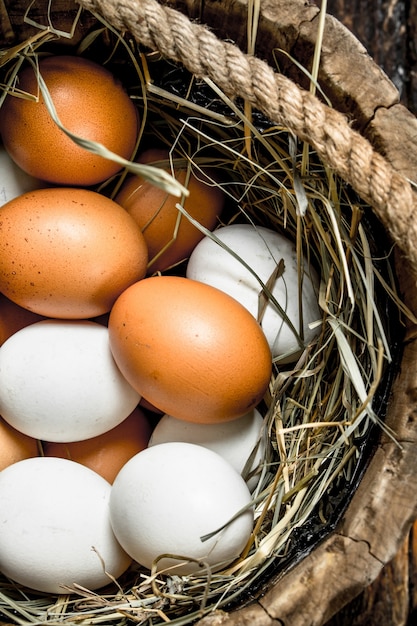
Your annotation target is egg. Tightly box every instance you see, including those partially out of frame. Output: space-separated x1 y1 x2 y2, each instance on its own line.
0 55 139 186
0 142 43 206
109 442 254 574
0 292 45 346
0 457 131 593
108 276 272 424
186 223 321 361
148 409 265 490
44 407 152 483
0 187 148 318
0 319 141 442
115 149 225 273
0 417 39 471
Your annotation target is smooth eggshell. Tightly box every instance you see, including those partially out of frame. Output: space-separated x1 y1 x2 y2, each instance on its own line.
186 223 321 361
109 442 254 574
148 409 265 490
44 407 152 483
0 187 148 318
0 319 141 442
0 457 131 593
108 276 272 424
0 417 39 471
0 55 139 186
115 149 224 273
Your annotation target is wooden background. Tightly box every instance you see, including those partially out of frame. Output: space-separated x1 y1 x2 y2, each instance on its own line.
325 5 417 625
328 0 417 115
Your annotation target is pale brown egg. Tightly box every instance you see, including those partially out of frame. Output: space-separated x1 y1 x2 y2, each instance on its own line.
0 417 39 471
108 276 272 424
0 55 139 186
44 408 152 484
115 149 225 273
0 187 148 319
0 292 46 346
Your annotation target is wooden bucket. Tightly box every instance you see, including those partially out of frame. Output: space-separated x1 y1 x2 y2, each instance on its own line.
1 1 417 624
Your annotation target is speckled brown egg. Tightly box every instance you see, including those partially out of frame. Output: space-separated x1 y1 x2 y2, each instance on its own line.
115 149 225 273
0 187 148 319
0 55 139 186
108 276 272 424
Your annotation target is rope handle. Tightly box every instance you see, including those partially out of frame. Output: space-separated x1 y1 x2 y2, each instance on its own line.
79 0 417 278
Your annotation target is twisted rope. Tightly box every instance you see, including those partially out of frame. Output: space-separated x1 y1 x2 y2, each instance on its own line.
80 0 417 278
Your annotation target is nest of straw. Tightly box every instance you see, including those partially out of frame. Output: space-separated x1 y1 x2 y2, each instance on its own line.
0 3 411 625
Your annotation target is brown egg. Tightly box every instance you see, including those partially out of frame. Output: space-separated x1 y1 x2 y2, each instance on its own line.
108 276 272 424
0 417 39 471
115 149 225 273
0 55 139 186
0 292 46 345
0 187 148 318
43 408 152 484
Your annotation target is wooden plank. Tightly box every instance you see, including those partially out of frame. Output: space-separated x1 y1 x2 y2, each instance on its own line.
324 520 417 625
326 0 407 101
327 0 417 114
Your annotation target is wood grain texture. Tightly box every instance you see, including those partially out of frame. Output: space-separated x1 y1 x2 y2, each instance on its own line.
325 0 417 208
325 521 417 626
327 0 417 118
327 0 408 99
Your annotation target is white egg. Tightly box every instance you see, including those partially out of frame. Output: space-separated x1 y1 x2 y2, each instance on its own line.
186 223 321 361
148 409 265 491
110 442 254 574
0 142 43 206
0 457 131 593
0 319 140 442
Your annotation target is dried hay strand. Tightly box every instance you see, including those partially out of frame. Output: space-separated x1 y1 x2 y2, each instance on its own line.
0 1 415 625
